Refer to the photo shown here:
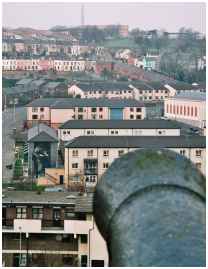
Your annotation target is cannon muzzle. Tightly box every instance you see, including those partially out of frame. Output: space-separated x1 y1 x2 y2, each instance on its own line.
94 149 205 266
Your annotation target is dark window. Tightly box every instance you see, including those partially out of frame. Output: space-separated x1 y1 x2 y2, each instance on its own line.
78 114 83 120
91 260 104 267
130 114 134 119
136 115 141 119
40 107 44 112
81 255 88 267
130 108 134 112
78 108 83 112
99 107 103 112
32 115 38 120
80 234 88 244
136 108 141 112
91 108 96 112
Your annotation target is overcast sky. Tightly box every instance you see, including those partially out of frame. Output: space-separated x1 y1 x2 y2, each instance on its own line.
3 2 206 33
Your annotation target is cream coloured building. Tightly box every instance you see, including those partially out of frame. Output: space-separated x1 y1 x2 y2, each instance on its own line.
58 120 181 141
164 92 206 128
64 136 206 189
68 81 175 101
26 98 147 129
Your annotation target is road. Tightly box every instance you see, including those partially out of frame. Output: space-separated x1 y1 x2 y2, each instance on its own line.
2 106 27 182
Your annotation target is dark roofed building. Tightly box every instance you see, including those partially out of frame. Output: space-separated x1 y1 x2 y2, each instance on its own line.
65 135 205 149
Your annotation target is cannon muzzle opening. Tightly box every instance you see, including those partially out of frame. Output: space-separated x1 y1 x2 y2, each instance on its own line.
94 149 206 266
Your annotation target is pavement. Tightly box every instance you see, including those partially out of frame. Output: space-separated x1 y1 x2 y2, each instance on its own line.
2 106 27 182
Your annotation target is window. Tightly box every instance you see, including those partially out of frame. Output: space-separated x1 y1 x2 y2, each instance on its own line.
32 207 43 219
173 105 175 114
130 108 134 112
196 150 202 157
130 114 134 119
136 108 141 112
176 106 179 114
180 150 186 156
99 107 103 112
72 150 78 157
187 106 190 116
80 234 88 244
195 107 198 117
65 206 76 220
78 114 83 120
92 114 96 120
32 115 38 120
191 107 194 116
118 150 124 156
87 150 94 157
184 106 186 116
180 106 183 115
103 163 109 169
103 150 109 157
86 175 96 183
67 131 70 134
32 107 38 112
16 207 27 219
99 114 103 119
72 163 78 169
136 115 141 119
78 108 83 112
91 107 96 112
40 107 44 112
91 260 104 267
81 255 88 267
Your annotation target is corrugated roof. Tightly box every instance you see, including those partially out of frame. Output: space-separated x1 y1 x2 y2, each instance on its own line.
59 120 181 130
65 136 205 149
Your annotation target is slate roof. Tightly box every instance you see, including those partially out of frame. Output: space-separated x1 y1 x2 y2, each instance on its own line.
28 124 58 142
26 98 61 107
45 82 62 89
173 92 206 101
2 191 93 212
65 136 205 149
71 81 131 92
27 98 146 108
60 120 181 130
16 78 34 85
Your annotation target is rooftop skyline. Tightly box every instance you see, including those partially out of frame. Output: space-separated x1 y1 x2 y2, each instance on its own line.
3 2 206 34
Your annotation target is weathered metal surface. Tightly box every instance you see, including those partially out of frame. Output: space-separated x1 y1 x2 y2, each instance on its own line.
94 149 206 266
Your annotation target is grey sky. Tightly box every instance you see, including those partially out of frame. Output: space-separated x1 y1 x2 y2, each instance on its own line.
3 2 206 33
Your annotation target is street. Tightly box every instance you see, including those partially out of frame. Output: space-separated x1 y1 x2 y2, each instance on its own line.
2 106 27 182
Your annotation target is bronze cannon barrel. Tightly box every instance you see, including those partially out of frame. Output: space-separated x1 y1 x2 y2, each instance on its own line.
94 149 206 266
